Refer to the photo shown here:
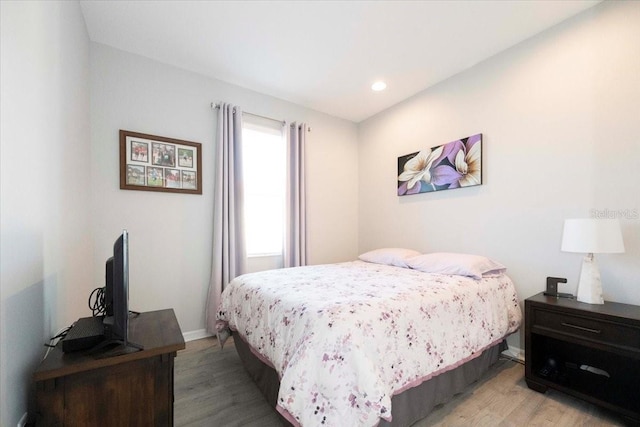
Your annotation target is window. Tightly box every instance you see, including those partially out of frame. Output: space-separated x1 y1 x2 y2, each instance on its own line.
242 116 286 256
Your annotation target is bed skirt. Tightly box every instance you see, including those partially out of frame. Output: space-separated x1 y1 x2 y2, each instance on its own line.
233 334 507 427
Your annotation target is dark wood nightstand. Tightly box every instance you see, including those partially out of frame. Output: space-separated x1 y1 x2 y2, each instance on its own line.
525 292 640 423
34 309 185 426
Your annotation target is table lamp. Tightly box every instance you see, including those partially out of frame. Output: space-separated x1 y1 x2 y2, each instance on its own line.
561 218 625 304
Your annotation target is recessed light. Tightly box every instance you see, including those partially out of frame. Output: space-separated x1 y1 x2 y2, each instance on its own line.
371 81 387 91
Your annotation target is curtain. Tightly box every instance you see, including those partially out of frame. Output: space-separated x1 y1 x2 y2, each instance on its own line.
206 103 247 334
284 122 308 268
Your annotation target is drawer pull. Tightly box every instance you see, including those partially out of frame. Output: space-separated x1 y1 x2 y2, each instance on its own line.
561 322 601 334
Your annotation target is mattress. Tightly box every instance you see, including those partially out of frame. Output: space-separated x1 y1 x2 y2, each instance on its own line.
217 260 521 427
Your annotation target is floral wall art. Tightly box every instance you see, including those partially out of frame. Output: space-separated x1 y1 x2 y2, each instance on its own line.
397 134 482 196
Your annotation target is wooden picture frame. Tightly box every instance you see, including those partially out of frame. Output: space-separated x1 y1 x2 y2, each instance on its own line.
120 130 202 195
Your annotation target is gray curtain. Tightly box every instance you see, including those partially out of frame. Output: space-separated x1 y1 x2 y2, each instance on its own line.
284 122 308 268
206 103 247 334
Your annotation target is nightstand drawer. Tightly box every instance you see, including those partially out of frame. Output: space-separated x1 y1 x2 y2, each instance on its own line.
533 308 640 350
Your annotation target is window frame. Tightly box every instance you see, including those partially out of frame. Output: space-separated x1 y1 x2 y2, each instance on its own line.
241 114 287 258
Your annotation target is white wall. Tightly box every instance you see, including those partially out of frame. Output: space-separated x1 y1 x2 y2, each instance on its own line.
90 44 359 334
358 0 640 350
0 1 92 425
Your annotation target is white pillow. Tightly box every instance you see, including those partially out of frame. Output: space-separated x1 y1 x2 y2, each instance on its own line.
358 248 422 268
406 252 506 279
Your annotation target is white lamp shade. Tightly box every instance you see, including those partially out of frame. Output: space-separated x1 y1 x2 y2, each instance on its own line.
561 218 625 254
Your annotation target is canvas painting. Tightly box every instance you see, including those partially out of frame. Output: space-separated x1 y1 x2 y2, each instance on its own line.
397 133 482 196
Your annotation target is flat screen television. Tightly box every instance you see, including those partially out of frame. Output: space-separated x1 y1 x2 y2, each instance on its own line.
102 230 142 352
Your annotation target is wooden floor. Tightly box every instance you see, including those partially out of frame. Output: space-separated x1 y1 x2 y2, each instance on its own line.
174 337 626 426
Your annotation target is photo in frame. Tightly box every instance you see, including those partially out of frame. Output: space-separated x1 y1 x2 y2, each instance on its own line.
397 133 482 196
178 147 194 168
120 130 202 194
152 142 176 167
182 171 197 190
126 165 146 186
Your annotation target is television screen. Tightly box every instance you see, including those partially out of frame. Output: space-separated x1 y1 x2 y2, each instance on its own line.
103 230 130 346
63 230 141 355
105 258 114 317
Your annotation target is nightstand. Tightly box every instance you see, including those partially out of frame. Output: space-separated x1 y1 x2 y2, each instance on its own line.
525 293 640 423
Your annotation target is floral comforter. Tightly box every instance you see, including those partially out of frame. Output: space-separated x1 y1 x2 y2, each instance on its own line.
217 261 521 427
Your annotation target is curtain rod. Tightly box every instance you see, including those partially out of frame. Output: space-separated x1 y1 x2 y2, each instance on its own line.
211 102 284 126
211 102 311 131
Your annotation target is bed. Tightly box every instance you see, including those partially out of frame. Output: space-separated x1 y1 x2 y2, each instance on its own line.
216 252 522 427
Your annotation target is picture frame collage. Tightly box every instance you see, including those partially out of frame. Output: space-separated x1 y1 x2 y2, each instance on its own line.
120 130 202 195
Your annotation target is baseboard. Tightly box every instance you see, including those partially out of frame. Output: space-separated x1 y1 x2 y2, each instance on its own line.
502 345 525 362
183 329 213 342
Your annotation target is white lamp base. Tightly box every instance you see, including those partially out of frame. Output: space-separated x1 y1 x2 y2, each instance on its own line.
575 253 604 304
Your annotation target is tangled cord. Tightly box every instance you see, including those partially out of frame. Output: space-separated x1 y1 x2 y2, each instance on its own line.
89 286 106 317
42 326 72 360
44 327 72 348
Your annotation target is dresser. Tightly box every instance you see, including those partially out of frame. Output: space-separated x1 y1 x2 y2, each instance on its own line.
525 293 640 423
34 309 185 426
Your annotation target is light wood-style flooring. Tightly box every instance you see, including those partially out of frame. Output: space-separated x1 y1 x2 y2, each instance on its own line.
174 337 626 426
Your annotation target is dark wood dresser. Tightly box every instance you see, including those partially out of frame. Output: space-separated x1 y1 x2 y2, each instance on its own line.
34 309 185 426
525 292 640 424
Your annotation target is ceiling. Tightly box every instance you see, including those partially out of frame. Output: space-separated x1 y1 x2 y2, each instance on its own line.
80 1 601 123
